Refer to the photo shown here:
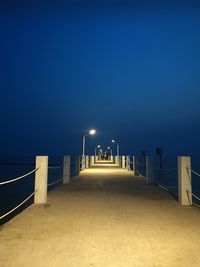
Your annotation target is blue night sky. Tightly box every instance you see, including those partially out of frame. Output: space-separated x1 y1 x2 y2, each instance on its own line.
1 0 200 157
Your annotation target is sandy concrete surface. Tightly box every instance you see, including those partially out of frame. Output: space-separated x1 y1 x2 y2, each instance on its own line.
0 166 200 267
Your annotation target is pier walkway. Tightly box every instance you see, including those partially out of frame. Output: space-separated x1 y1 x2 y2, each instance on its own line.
1 162 200 267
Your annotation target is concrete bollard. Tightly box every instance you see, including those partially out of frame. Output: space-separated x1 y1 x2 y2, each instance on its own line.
81 155 85 170
178 156 192 205
86 155 89 169
120 156 123 166
76 156 80 175
63 155 70 184
110 155 114 163
90 156 95 165
126 156 130 171
122 156 126 168
145 156 154 184
34 156 48 204
132 156 135 175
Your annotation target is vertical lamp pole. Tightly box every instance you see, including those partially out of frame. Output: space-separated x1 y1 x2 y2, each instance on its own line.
112 139 120 164
82 135 86 157
82 129 96 169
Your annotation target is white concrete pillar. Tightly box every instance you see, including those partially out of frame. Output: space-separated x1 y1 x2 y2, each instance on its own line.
76 156 80 175
122 155 126 168
63 155 70 184
178 156 192 205
34 156 48 204
91 156 95 165
81 155 85 170
132 156 135 175
86 155 89 169
126 156 130 171
145 156 154 184
110 155 114 163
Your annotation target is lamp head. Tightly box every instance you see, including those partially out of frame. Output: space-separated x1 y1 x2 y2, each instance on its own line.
107 146 110 149
111 139 115 143
97 145 101 148
89 129 96 135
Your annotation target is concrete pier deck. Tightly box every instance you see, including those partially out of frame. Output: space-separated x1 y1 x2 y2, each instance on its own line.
0 165 200 267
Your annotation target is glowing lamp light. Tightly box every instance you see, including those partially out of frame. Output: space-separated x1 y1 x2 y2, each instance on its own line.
89 129 96 135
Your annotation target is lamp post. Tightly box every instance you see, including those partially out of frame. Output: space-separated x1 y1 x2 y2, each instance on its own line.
111 139 120 164
82 129 96 170
111 139 119 156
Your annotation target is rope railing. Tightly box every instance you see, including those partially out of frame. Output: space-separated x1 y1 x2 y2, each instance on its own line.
136 160 145 166
157 184 178 196
0 167 39 186
156 182 176 190
185 168 200 204
155 167 177 172
80 159 85 170
191 193 200 202
187 167 200 177
127 159 135 164
0 189 37 220
186 190 200 202
47 178 63 187
70 161 77 166
48 165 63 170
136 170 144 177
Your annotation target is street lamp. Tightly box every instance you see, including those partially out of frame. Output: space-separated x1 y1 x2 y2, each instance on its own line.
111 139 119 156
111 139 120 164
82 129 96 156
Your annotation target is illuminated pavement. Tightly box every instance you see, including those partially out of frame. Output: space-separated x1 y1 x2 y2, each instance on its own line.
1 163 200 267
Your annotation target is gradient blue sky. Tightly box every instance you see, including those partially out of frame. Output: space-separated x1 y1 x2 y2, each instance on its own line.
1 0 200 156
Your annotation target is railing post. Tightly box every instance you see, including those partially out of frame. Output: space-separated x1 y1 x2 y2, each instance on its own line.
132 156 135 175
110 155 113 162
63 155 70 184
34 156 48 204
126 156 130 170
76 156 80 175
178 156 192 205
81 155 85 170
122 155 126 168
91 156 95 165
145 156 154 184
86 155 89 169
